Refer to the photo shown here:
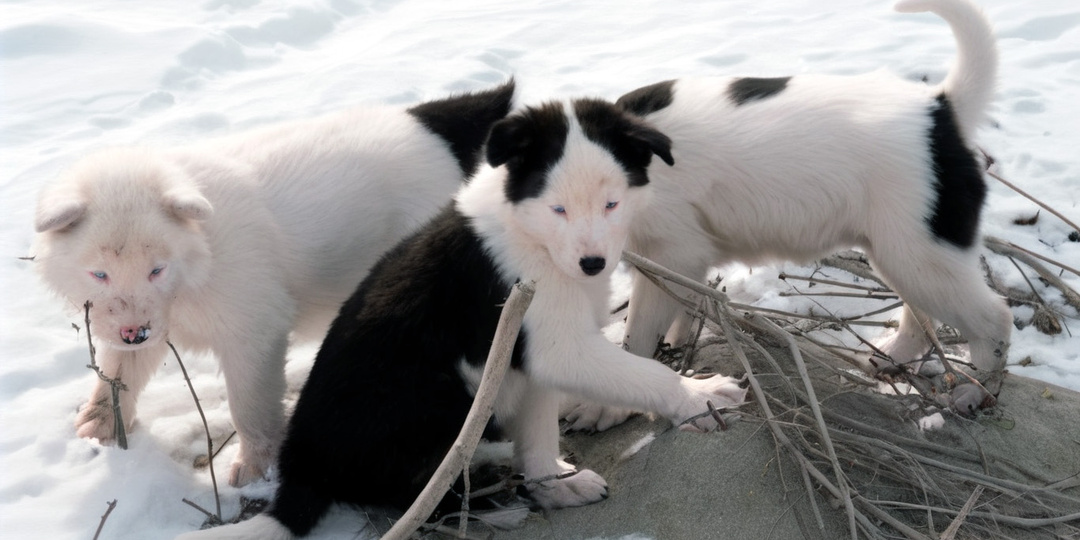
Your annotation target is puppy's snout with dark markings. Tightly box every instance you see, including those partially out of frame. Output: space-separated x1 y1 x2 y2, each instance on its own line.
120 325 151 345
579 256 606 276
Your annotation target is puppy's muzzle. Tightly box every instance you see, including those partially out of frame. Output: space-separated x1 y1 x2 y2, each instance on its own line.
120 325 151 345
579 256 606 276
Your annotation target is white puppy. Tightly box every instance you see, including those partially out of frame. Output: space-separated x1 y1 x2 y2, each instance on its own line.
618 0 1010 377
31 82 514 486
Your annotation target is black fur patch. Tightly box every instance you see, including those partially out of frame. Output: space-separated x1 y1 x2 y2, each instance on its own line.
926 94 986 248
727 76 791 106
574 98 674 187
486 102 570 203
407 80 516 176
268 205 525 535
615 79 676 116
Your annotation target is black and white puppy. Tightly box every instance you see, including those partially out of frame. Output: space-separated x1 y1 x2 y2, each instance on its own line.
176 99 747 540
619 0 1010 376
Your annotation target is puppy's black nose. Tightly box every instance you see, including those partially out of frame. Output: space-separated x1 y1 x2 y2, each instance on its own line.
579 256 606 276
120 325 151 345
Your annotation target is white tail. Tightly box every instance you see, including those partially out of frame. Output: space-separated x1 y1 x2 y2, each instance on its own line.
895 0 997 134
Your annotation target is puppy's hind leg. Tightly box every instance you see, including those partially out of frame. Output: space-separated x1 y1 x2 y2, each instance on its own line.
623 255 709 358
869 238 1011 375
502 377 608 509
863 304 932 374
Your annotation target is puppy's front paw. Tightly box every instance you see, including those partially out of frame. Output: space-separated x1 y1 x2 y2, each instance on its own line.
228 443 274 487
674 374 748 432
75 399 120 441
525 467 608 509
561 400 637 432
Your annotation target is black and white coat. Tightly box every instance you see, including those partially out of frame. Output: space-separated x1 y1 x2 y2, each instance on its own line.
619 0 1011 377
176 99 746 540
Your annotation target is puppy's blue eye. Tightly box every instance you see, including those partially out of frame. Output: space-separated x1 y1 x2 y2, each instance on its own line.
605 201 618 210
91 271 107 281
150 266 165 277
552 205 566 215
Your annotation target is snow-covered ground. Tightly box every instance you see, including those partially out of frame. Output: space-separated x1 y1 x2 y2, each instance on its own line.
1 0 1077 538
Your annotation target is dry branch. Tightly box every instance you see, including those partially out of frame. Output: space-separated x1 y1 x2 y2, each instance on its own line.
985 167 1080 236
779 272 892 293
92 499 117 540
623 251 860 539
940 485 983 540
984 236 1080 311
82 301 128 450
169 341 222 522
383 281 535 540
622 249 1080 539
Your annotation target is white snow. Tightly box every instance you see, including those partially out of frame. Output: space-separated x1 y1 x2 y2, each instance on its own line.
618 433 658 461
917 412 947 431
1 0 1077 538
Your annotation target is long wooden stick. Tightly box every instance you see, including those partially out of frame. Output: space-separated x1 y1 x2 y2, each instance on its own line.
382 281 535 540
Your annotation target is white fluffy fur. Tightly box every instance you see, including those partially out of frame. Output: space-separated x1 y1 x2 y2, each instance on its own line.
457 106 747 508
622 0 1011 376
175 515 292 540
33 104 463 486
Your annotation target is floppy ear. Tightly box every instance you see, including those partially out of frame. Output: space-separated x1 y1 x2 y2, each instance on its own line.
162 186 213 221
629 124 675 167
35 195 87 233
485 116 532 167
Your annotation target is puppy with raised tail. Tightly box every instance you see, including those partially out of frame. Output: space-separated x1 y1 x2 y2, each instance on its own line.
619 0 1009 378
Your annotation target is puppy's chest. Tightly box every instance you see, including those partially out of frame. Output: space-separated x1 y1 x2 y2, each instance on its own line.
519 284 605 352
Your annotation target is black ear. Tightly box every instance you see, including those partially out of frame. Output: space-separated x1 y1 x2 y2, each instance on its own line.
631 124 675 167
485 116 532 167
574 98 675 178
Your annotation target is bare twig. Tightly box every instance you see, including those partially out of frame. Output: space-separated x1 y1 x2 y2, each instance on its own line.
718 303 896 328
211 431 236 461
984 236 1080 311
940 485 984 540
383 281 535 540
181 498 218 521
83 301 128 450
908 307 983 395
985 167 1080 236
870 499 1080 528
92 499 117 540
744 312 860 540
985 236 1080 279
706 400 728 431
168 341 222 522
777 291 898 301
779 272 893 293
